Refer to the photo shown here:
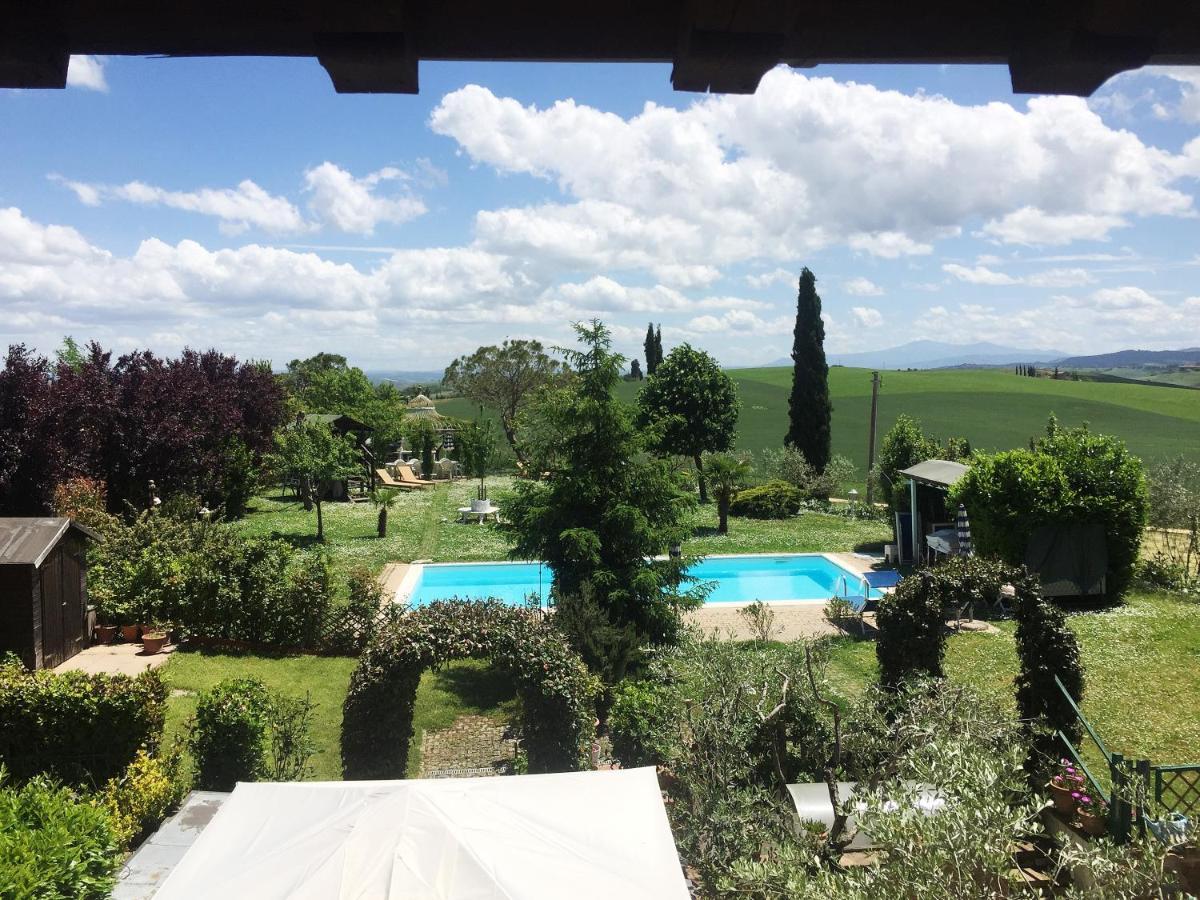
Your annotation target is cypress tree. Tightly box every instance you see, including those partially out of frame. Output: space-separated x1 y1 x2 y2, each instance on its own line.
644 323 657 374
654 324 663 370
785 267 832 470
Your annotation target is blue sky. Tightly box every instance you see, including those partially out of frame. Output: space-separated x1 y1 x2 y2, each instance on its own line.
3 55 1199 370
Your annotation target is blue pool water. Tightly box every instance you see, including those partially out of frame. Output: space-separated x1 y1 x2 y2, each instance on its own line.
404 555 876 608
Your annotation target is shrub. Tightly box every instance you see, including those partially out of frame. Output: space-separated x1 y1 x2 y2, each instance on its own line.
342 600 597 779
266 694 317 782
608 680 682 768
0 770 120 900
99 747 188 848
952 419 1148 599
1011 569 1084 774
89 510 334 648
52 475 112 531
757 447 856 500
0 658 166 786
876 557 1012 690
189 678 272 791
730 480 803 519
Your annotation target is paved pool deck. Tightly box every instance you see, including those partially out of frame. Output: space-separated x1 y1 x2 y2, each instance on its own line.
687 552 883 641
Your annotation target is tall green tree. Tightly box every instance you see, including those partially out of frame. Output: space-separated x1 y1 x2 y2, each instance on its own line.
506 321 699 661
637 344 739 504
644 323 657 374
442 339 566 468
270 420 359 541
654 324 663 370
875 414 938 510
281 353 408 454
785 268 832 470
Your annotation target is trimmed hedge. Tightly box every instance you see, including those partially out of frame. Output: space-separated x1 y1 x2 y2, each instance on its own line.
0 772 120 900
730 480 802 519
0 658 166 786
189 678 273 791
952 421 1147 599
876 557 1013 689
342 600 597 779
1012 570 1084 771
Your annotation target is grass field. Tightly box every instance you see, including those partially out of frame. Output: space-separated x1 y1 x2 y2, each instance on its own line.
235 476 892 575
823 590 1200 773
438 366 1200 487
161 652 516 780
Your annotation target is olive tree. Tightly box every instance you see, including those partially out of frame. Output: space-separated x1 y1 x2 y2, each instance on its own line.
443 340 566 468
269 420 359 541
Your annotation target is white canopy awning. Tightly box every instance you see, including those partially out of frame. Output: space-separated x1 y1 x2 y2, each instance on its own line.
152 767 689 900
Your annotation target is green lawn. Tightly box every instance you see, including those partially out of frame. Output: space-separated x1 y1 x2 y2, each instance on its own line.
236 476 892 576
439 366 1200 489
161 651 516 781
823 590 1200 771
235 478 519 574
217 475 1197 787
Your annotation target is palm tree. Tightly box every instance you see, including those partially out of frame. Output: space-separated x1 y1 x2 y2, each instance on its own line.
371 488 399 537
706 453 751 535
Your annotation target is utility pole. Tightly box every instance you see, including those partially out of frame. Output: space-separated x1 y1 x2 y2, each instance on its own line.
866 371 881 504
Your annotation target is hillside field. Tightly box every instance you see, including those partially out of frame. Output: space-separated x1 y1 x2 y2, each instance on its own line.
437 366 1200 484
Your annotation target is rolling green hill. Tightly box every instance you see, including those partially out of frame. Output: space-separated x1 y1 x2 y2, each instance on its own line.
437 366 1200 483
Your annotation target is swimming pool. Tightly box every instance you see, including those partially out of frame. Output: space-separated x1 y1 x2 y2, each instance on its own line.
398 554 879 608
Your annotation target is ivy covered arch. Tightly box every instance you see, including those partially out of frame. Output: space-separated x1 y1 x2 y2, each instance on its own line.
341 600 597 779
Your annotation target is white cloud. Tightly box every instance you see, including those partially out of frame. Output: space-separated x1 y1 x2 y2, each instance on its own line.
913 285 1200 352
66 56 108 92
942 262 1095 288
431 71 1197 272
942 263 1017 285
744 268 795 289
843 276 884 296
850 306 884 328
979 207 1128 245
303 162 427 234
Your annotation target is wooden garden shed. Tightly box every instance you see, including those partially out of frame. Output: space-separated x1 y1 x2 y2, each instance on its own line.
0 518 99 670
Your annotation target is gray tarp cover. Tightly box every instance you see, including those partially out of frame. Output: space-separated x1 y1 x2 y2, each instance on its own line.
1024 523 1107 597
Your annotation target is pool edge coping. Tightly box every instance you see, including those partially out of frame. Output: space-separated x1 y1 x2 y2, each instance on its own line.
393 552 881 608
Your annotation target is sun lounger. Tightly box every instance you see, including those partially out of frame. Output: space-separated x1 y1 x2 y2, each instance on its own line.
375 467 433 490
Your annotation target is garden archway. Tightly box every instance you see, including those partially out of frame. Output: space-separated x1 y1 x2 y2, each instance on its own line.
341 600 596 779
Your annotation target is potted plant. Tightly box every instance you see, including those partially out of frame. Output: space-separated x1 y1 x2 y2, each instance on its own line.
94 603 119 644
1075 794 1108 836
1166 843 1200 896
1048 758 1086 814
141 627 169 655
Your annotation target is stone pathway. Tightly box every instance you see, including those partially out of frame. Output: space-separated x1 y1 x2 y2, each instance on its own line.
418 715 518 778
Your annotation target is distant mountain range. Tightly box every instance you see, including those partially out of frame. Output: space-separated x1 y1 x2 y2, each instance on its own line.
1055 348 1200 368
767 340 1068 370
363 370 445 386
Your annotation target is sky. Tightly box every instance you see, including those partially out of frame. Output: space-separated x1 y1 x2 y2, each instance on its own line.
3 55 1200 371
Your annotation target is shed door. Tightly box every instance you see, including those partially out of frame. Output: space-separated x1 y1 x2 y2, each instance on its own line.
60 548 85 662
40 550 65 668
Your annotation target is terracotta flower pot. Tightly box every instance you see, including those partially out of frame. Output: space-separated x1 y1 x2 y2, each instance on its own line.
95 624 119 644
1048 780 1078 814
1077 808 1107 836
141 632 168 655
120 624 140 643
